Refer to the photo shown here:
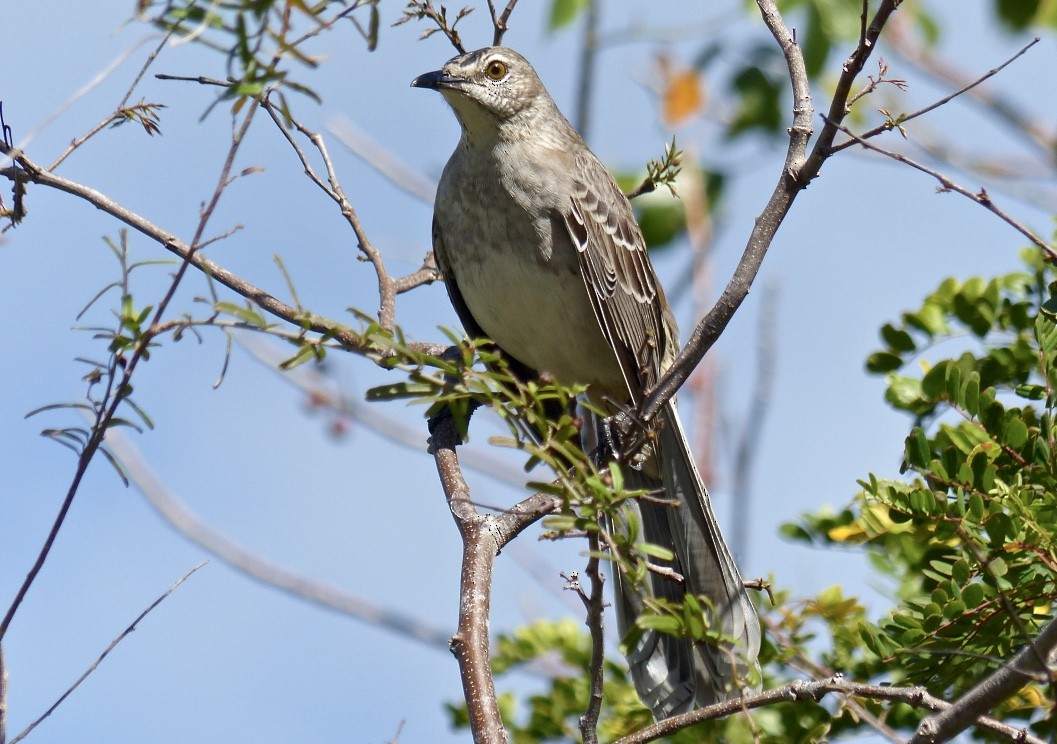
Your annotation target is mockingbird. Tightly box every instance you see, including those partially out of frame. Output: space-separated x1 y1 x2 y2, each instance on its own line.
412 46 760 720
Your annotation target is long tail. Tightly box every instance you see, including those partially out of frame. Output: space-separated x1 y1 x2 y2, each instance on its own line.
612 401 760 719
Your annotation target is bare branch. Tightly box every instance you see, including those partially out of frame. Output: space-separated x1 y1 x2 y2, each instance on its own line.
48 27 178 171
910 615 1057 743
0 102 265 642
0 643 7 744
487 0 520 46
887 21 1054 157
576 537 606 744
394 2 471 54
0 146 369 353
640 0 818 424
2 35 157 164
830 36 1042 156
101 425 452 649
429 410 508 743
829 119 1057 261
802 0 904 175
8 563 206 744
262 96 441 331
615 675 1045 744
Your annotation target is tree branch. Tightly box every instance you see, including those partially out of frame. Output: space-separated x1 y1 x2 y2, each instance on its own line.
0 146 369 353
430 410 508 743
576 538 606 744
829 36 1041 156
830 119 1057 261
261 96 440 331
487 0 519 46
641 0 818 424
0 102 264 642
910 608 1057 742
615 675 1044 744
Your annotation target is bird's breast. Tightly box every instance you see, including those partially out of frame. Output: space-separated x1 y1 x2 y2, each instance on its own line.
436 153 626 395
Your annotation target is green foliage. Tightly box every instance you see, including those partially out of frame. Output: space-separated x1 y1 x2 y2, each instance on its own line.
616 158 725 251
138 0 374 113
791 250 1057 737
475 248 1057 741
994 0 1057 31
726 55 786 138
548 0 590 32
25 231 173 483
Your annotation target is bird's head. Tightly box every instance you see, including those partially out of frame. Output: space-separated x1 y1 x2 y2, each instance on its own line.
411 47 556 139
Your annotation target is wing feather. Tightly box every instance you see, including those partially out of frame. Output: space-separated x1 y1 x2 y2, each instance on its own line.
560 151 676 404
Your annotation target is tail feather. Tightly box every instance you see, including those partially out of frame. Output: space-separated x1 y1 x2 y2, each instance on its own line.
611 401 760 720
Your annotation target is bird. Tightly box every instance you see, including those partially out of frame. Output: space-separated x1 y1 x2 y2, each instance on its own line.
412 46 760 720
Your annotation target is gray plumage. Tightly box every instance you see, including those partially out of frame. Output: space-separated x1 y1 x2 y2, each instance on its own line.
412 47 760 719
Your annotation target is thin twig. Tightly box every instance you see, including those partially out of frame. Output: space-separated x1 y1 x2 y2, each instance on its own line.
886 20 1054 157
577 535 606 744
0 643 6 744
0 101 263 643
1 35 156 167
573 0 599 139
830 36 1041 156
49 28 179 170
766 617 903 743
488 0 519 46
8 563 207 744
262 96 440 331
0 146 369 353
829 119 1057 261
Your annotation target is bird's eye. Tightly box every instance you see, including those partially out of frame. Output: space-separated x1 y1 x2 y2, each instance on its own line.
484 59 508 81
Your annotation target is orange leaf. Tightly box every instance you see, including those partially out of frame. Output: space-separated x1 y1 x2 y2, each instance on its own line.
662 70 704 126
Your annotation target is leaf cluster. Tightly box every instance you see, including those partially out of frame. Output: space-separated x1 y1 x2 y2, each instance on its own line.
139 0 374 113
788 250 1057 737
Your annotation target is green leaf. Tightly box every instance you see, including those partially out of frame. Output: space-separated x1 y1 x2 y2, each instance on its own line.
962 373 980 416
906 427 931 468
1034 314 1057 353
548 0 587 30
634 614 682 635
636 542 675 561
922 361 950 400
881 323 916 352
989 556 1009 577
1014 383 1046 400
866 351 903 373
1001 416 1029 449
995 0 1041 29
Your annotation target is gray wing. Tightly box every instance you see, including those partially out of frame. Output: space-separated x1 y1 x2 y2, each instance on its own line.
558 150 760 717
560 150 677 404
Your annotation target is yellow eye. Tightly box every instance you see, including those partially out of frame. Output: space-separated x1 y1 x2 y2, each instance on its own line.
485 59 508 81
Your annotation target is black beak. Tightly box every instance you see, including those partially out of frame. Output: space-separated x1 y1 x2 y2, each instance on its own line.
410 70 458 89
410 70 443 89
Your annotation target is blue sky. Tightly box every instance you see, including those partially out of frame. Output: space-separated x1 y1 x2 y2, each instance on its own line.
2 2 1054 742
